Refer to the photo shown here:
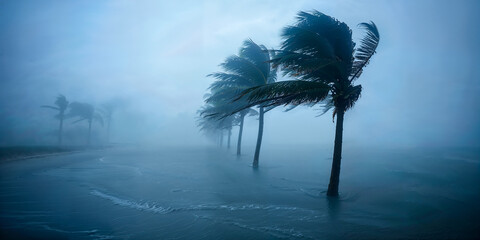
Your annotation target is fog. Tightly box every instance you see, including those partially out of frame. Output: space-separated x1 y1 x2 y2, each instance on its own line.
1 0 479 148
1 1 480 239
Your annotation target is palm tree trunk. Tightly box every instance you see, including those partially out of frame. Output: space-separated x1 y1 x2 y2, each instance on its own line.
327 108 345 197
106 117 111 144
237 114 245 155
87 119 92 146
58 115 64 146
219 131 223 147
253 106 264 168
227 128 231 149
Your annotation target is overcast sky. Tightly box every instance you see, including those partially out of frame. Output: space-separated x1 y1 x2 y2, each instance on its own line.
0 0 479 148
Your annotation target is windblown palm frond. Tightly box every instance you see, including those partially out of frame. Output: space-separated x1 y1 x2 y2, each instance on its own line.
41 94 69 113
205 87 244 105
236 11 379 117
220 55 267 86
238 80 330 109
68 102 103 125
350 22 380 81
203 39 277 119
41 105 60 110
55 95 69 112
239 39 270 79
207 73 253 91
274 10 355 82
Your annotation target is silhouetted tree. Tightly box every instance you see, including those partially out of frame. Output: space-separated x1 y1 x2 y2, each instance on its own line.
205 39 277 167
100 103 117 144
68 102 103 146
234 108 257 155
41 94 69 145
199 102 237 148
238 11 380 196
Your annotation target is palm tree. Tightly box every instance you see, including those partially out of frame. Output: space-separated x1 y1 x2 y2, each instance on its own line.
100 103 117 144
201 90 258 155
198 104 230 147
237 11 380 196
41 94 69 145
68 102 103 146
199 101 237 149
234 108 258 155
205 39 277 167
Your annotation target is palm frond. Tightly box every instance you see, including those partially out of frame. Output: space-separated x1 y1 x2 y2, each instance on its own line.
274 10 354 82
55 94 69 112
41 105 59 111
238 80 331 110
68 102 94 120
350 21 380 81
207 73 254 91
72 118 87 124
221 55 267 86
343 84 362 111
239 39 270 78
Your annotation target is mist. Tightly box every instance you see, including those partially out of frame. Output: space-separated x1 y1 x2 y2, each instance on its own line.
0 0 478 148
1 0 479 239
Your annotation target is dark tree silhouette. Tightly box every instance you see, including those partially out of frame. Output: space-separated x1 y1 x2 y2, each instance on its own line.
68 102 103 146
41 94 69 145
238 11 380 196
205 39 277 167
234 108 257 155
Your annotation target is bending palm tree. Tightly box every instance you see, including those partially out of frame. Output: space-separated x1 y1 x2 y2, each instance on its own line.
68 102 103 146
205 39 277 167
239 11 380 196
198 103 236 147
41 94 69 145
233 108 257 155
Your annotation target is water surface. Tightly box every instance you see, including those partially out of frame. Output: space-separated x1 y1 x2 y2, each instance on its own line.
1 146 479 239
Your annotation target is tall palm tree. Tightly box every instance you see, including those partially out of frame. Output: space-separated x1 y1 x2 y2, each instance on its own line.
205 39 277 167
41 94 69 145
238 11 380 196
68 102 103 146
234 108 258 155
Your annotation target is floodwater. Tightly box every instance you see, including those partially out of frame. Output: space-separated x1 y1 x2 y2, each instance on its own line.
0 145 479 239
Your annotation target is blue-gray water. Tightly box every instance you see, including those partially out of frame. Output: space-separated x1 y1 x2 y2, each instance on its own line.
1 146 479 239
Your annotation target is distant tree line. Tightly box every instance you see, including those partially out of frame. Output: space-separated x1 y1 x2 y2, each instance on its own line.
41 95 118 146
198 10 380 196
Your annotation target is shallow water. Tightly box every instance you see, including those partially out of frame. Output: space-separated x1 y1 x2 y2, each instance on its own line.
0 145 479 239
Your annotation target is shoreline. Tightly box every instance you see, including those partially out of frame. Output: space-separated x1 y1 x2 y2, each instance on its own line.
0 146 111 163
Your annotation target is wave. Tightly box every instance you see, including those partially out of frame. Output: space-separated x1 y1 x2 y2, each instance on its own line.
91 189 308 215
42 225 115 240
91 190 173 214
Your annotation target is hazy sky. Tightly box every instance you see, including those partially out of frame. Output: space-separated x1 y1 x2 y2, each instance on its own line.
0 0 479 148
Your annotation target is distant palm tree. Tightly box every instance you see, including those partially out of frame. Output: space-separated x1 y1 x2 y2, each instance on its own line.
238 11 380 196
201 90 258 154
41 94 69 145
198 104 227 146
205 39 277 167
100 103 116 144
68 102 103 146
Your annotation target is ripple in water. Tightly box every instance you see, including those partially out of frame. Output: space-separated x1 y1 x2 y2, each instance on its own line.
91 189 311 214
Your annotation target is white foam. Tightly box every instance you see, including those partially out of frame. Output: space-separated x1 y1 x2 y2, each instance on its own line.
91 189 306 215
91 190 173 214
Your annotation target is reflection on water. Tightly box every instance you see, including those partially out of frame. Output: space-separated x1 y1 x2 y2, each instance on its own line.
0 146 479 239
